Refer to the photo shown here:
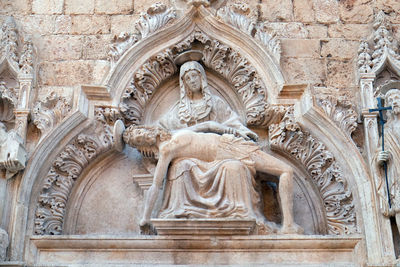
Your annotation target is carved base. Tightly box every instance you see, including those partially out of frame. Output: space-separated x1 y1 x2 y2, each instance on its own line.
151 219 256 235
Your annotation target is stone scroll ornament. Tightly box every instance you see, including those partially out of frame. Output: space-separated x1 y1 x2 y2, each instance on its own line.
119 29 284 128
269 108 357 235
34 108 114 235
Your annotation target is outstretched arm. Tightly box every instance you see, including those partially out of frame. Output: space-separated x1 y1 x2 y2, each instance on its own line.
140 153 171 226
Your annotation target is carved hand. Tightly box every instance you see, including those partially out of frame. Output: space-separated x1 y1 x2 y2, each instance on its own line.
236 129 258 142
377 150 390 166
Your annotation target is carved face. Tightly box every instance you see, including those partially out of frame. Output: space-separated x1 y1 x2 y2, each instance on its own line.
386 89 400 115
183 70 202 95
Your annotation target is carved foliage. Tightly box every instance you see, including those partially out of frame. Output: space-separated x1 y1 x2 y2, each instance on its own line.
269 108 357 235
217 3 281 63
357 11 400 74
32 92 71 139
0 17 18 65
19 38 34 75
316 95 358 138
108 3 176 63
34 112 113 235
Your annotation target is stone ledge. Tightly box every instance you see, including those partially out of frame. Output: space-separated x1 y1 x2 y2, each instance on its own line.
28 235 362 266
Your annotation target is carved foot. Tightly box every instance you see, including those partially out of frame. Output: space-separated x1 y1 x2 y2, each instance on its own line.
140 223 156 235
256 220 279 234
279 223 304 234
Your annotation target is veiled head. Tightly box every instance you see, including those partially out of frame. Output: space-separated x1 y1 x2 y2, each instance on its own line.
179 61 208 98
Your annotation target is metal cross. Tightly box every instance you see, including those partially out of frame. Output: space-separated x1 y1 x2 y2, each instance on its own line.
369 97 393 208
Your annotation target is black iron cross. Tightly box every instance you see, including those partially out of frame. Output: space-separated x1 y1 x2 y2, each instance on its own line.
369 97 392 208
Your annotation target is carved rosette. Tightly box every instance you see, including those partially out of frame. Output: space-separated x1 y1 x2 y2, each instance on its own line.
119 29 280 127
32 92 71 139
315 95 358 138
269 108 357 235
108 3 176 63
34 110 114 235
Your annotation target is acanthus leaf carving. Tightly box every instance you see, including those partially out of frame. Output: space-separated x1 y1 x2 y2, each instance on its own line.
217 3 281 63
269 108 357 235
32 92 71 139
34 113 113 235
108 3 176 63
0 16 19 67
217 3 256 36
19 37 34 76
316 94 358 138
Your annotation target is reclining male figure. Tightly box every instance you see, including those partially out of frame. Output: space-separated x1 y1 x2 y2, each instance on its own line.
121 124 303 234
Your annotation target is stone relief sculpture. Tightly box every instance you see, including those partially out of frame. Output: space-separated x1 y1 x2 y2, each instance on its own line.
373 89 400 232
116 61 303 234
0 122 27 179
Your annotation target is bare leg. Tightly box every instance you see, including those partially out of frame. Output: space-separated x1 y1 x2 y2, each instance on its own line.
251 150 303 234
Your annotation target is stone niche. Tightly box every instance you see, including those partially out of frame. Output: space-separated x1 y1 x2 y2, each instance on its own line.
19 3 370 267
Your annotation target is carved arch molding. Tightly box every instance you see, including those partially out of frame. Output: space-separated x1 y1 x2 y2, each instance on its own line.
33 7 357 236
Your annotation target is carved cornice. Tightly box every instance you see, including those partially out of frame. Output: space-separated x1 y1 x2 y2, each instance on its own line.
32 92 71 139
108 3 176 63
315 95 358 138
34 111 113 235
217 3 281 63
120 29 282 127
269 108 357 235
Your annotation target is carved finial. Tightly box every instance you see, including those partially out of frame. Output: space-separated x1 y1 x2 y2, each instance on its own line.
1 16 19 65
357 41 372 74
108 3 176 63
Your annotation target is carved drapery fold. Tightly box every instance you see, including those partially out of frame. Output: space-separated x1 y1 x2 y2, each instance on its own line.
269 108 357 235
34 109 114 235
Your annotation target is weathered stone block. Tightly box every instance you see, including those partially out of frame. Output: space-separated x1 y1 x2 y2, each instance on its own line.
38 35 83 61
95 0 134 15
321 39 359 60
281 39 320 58
65 0 95 14
55 15 72 34
39 60 95 86
306 25 328 38
281 57 325 84
293 0 314 22
82 35 112 60
313 0 339 24
110 15 140 35
92 60 110 84
328 23 372 39
0 0 31 14
267 23 308 38
18 15 55 35
260 0 293 22
326 60 355 88
339 2 373 23
32 0 63 14
71 15 110 35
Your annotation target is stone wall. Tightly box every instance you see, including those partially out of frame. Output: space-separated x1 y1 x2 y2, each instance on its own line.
0 0 395 102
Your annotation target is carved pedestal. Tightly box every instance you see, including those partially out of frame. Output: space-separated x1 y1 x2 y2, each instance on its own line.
151 219 256 235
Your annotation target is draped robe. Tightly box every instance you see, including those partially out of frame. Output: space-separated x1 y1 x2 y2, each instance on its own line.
157 96 266 222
